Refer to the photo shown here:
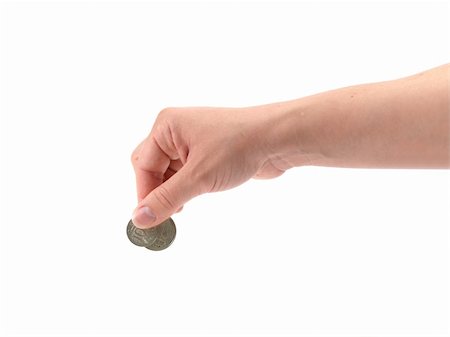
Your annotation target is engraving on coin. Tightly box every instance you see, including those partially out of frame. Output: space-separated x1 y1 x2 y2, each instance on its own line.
145 218 176 251
126 220 158 247
126 218 176 251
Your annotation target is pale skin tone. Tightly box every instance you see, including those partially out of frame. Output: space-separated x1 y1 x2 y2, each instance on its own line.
131 64 449 228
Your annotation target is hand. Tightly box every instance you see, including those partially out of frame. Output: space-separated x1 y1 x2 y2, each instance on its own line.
131 65 449 228
131 106 286 228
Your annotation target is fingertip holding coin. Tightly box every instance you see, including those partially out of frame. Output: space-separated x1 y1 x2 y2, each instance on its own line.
132 206 156 229
126 217 176 251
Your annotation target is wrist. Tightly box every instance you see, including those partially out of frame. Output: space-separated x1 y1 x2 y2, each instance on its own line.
257 98 326 170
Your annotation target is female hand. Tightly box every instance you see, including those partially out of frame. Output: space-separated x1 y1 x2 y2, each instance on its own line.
131 106 287 228
131 64 449 228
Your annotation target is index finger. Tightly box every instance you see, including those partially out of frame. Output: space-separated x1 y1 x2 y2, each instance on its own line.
132 136 171 202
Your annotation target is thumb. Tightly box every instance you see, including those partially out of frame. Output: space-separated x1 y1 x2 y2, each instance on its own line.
132 165 201 228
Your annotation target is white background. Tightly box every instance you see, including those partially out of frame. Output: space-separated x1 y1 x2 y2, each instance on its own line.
0 1 449 336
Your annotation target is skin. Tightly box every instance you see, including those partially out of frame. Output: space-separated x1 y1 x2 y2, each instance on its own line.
131 64 449 228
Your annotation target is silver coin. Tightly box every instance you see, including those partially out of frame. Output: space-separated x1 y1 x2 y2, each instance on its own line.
126 218 176 251
145 217 176 251
126 219 158 247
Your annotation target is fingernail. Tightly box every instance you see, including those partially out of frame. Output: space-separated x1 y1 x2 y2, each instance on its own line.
132 206 156 228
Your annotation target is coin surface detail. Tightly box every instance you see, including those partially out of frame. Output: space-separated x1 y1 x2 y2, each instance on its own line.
126 218 176 251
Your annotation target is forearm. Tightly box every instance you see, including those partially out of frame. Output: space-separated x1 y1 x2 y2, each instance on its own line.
131 64 449 226
264 64 450 169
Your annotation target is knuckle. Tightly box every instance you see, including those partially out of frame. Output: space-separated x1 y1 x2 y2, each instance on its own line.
153 185 177 212
130 148 140 166
158 107 176 119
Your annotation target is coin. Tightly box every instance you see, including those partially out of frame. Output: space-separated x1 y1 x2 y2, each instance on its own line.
126 218 176 251
144 217 176 251
126 220 158 247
